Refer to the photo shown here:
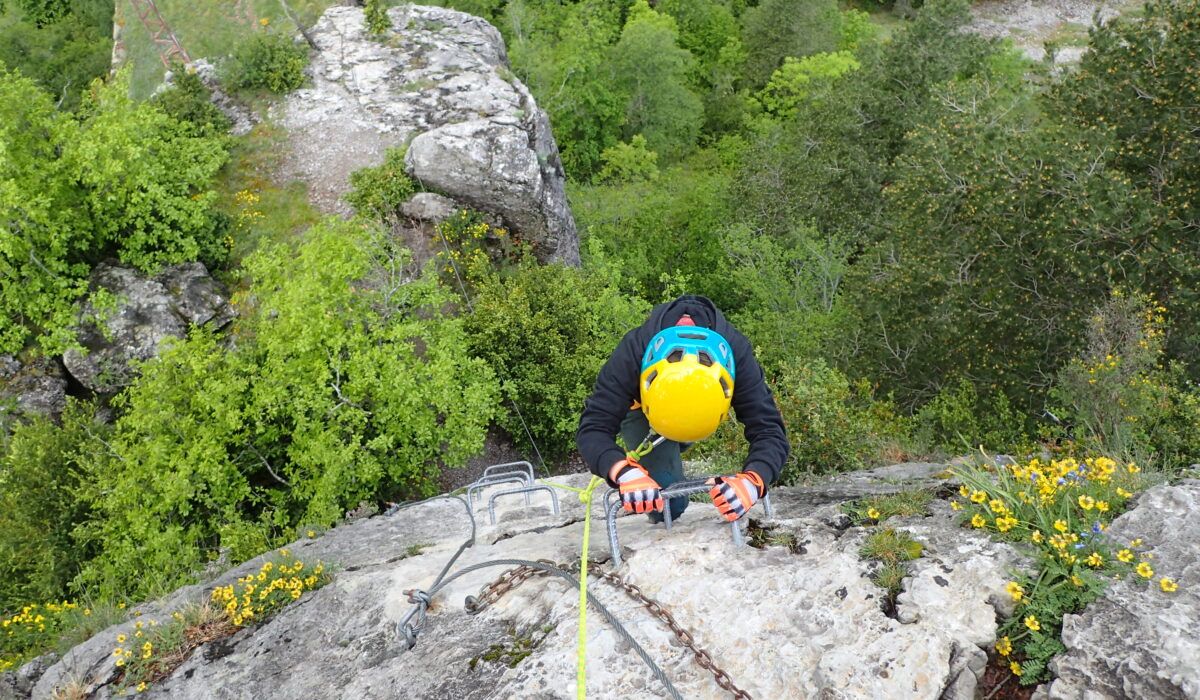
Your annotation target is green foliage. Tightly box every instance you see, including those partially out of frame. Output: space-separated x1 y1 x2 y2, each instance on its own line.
152 65 233 138
718 223 850 373
74 220 498 599
752 52 860 121
364 0 391 35
69 72 231 272
464 260 649 456
0 0 112 110
709 358 908 483
597 135 659 184
572 164 732 304
952 455 1169 683
740 0 842 87
844 489 934 525
608 1 703 162
861 527 924 564
1051 0 1200 371
345 147 416 224
224 31 308 94
914 379 1031 455
0 68 228 355
0 401 105 612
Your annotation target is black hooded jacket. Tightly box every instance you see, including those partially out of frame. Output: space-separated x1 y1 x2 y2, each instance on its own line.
576 295 789 488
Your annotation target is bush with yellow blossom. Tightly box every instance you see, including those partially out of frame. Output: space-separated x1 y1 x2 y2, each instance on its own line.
952 455 1180 683
210 550 331 628
1 601 84 673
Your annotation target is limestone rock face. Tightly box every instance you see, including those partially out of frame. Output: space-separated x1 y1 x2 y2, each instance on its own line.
277 5 579 264
62 262 234 394
27 465 1036 700
0 355 67 418
1042 480 1200 700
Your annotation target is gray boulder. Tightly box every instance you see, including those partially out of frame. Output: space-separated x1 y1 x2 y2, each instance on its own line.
1042 480 1200 700
277 5 579 264
62 262 234 395
0 356 67 418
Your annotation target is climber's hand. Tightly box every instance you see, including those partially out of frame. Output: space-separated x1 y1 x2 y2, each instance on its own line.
612 459 663 514
707 472 765 522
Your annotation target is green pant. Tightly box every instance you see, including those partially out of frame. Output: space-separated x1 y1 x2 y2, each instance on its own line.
619 409 690 520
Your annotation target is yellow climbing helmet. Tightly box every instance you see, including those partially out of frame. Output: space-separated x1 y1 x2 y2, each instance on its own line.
639 325 736 442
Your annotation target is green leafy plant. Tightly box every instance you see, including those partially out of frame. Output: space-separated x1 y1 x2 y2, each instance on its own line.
597 134 659 184
952 455 1179 683
224 31 308 94
843 489 933 525
364 0 391 35
345 147 417 224
860 528 923 602
463 259 649 456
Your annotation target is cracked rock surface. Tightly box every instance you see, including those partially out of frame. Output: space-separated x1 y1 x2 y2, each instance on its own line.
26 464 1040 699
276 5 579 264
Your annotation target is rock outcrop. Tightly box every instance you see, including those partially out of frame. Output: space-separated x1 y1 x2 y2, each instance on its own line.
277 5 579 264
62 262 234 395
0 356 67 418
24 462 1031 700
18 465 1198 699
1040 480 1200 700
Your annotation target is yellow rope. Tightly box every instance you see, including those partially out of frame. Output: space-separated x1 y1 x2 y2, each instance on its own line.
540 475 604 700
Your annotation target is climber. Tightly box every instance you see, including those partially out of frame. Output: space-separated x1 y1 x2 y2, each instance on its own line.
577 295 788 523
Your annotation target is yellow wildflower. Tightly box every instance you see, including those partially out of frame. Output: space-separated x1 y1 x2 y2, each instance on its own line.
1005 581 1024 602
1137 562 1154 579
995 636 1012 656
117 634 127 644
988 498 1007 514
137 682 147 693
971 514 987 528
1010 660 1022 676
1130 538 1143 547
950 500 963 511
1117 549 1133 563
1086 553 1103 567
1127 463 1141 474
1160 577 1178 593
959 484 970 497
867 507 881 520
1024 615 1041 632
1071 574 1084 587
1054 520 1069 533
970 490 987 504
1031 531 1043 543
1078 495 1096 510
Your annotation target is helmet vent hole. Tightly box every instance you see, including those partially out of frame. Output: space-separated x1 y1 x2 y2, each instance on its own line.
678 332 706 340
719 376 731 399
644 370 658 389
667 349 684 363
697 351 713 367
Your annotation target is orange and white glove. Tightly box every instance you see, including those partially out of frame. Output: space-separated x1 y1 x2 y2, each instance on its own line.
708 472 765 522
611 459 664 514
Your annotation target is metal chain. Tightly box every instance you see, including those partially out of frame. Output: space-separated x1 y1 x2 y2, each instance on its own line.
467 561 753 700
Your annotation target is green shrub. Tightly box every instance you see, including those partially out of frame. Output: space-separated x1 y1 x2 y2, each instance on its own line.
914 379 1031 456
704 358 909 483
464 260 649 456
597 135 659 184
224 32 308 94
364 0 391 35
152 65 232 138
0 401 106 613
74 219 498 600
345 147 416 224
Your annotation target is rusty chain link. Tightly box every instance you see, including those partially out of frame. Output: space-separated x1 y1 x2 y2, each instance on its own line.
466 560 753 700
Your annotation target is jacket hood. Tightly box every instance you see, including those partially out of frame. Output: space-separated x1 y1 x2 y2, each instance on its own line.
648 295 726 331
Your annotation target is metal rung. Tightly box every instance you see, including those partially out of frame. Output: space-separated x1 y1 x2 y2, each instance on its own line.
607 478 773 567
488 485 559 525
481 461 535 482
467 475 533 507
